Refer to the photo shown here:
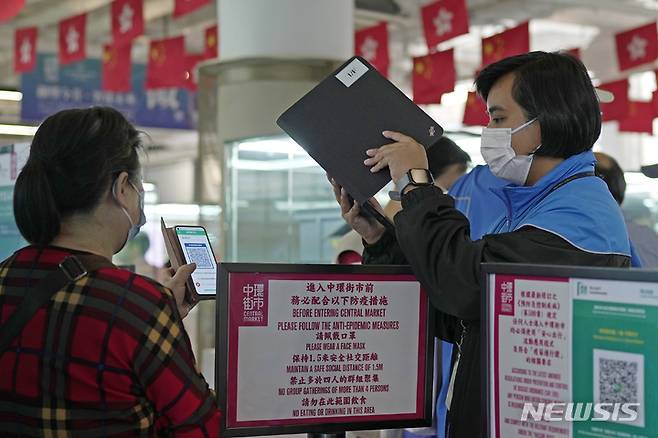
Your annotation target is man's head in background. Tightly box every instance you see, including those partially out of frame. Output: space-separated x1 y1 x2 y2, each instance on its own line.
594 151 626 205
427 136 471 190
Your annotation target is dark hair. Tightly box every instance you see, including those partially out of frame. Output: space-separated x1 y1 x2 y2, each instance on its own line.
475 51 601 159
14 107 142 245
427 136 471 178
594 152 626 205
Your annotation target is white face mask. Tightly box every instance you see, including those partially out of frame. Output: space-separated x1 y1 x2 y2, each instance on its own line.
112 178 146 252
480 118 540 185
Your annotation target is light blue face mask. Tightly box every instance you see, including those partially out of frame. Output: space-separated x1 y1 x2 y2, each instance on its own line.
113 178 146 249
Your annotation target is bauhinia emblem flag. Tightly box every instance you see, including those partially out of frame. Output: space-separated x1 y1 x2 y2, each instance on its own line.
615 22 658 71
59 13 86 65
355 22 390 76
14 26 37 73
421 0 469 49
111 0 144 46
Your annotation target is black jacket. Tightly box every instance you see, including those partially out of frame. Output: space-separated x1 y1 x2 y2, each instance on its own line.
363 185 629 438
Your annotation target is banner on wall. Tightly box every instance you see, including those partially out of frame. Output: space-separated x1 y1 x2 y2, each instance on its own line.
21 54 196 130
216 263 435 436
0 143 29 260
484 263 657 438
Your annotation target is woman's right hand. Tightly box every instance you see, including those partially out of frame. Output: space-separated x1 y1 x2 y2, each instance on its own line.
328 175 386 245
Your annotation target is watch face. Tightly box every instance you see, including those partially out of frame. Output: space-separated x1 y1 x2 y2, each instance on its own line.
409 168 433 184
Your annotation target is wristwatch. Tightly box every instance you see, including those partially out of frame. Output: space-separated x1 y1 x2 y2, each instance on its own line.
389 168 434 201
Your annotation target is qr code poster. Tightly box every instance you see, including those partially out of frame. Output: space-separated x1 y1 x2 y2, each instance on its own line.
593 349 645 428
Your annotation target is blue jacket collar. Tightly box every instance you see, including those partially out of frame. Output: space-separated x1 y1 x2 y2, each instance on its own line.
490 150 596 221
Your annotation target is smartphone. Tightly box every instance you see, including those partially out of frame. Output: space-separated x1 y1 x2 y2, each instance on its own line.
346 193 395 233
174 226 218 299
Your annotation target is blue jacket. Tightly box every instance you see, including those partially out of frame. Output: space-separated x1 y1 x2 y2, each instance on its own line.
449 165 508 240
487 150 630 257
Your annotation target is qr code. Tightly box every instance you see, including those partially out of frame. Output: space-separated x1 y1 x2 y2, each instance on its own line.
593 349 644 427
184 245 214 269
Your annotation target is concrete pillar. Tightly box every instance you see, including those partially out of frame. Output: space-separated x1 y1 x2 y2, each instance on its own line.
194 0 355 375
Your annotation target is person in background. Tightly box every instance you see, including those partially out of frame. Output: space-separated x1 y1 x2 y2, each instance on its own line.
428 137 472 190
334 228 364 264
595 151 658 267
0 107 220 436
334 137 471 265
331 51 631 437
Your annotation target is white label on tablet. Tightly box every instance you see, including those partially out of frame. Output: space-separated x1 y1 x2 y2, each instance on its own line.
336 58 369 87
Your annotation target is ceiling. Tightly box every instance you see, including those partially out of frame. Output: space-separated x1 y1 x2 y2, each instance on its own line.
1 0 658 90
2 0 658 153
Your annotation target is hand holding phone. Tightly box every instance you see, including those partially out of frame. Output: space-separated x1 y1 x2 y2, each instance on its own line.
174 226 218 301
162 263 197 318
327 174 390 244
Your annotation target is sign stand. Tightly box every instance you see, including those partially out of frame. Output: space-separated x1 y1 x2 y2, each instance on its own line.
216 263 435 437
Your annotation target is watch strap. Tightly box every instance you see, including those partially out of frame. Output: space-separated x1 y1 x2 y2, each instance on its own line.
389 169 433 201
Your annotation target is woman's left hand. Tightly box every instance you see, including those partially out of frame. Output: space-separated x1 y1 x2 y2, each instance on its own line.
364 131 429 182
162 263 197 319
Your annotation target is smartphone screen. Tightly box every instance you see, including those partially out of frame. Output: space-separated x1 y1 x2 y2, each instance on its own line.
174 226 217 296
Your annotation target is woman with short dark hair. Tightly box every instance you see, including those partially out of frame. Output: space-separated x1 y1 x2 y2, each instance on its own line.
331 51 630 437
0 107 220 436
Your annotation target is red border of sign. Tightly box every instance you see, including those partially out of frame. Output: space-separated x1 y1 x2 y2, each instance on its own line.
225 272 428 428
491 274 568 438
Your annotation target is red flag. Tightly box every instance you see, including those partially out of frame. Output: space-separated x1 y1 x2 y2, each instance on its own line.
14 27 37 73
618 101 654 134
462 92 489 126
652 89 658 116
481 22 529 67
146 36 186 89
412 49 455 105
1 0 24 22
615 22 658 71
355 22 389 76
183 53 205 91
598 79 629 122
421 0 469 49
173 0 210 18
565 47 581 59
102 43 132 92
205 25 218 59
59 13 86 65
111 0 143 46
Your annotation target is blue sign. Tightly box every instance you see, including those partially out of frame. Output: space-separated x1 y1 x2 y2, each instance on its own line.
21 55 196 130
